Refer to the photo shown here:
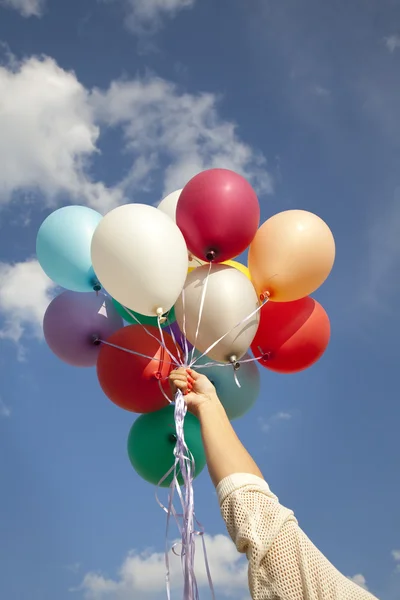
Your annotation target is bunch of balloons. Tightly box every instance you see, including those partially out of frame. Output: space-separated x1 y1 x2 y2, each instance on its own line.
37 168 334 489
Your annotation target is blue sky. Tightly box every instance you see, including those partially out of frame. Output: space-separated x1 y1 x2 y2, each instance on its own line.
0 0 400 598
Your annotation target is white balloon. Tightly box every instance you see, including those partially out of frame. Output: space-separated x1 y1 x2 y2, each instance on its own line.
157 189 182 221
91 204 188 317
157 189 206 268
175 264 260 363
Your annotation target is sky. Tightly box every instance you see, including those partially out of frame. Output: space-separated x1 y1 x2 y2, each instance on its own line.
0 0 400 598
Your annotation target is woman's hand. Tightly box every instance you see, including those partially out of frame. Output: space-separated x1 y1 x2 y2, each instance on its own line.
169 368 219 417
170 367 263 486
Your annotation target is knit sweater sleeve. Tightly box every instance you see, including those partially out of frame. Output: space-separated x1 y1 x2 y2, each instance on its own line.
217 474 378 600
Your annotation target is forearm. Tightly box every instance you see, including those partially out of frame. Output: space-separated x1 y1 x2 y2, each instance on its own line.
197 395 263 487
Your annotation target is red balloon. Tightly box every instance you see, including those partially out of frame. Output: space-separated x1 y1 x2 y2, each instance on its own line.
176 169 260 262
97 325 181 413
251 297 330 374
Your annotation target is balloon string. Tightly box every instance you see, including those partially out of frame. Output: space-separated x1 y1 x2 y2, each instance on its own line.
233 369 241 388
158 378 173 404
194 354 265 370
121 304 181 367
154 389 215 600
189 297 269 368
180 285 190 366
98 339 176 366
150 293 216 598
189 262 213 365
175 390 196 598
157 316 181 369
165 316 184 368
97 339 264 373
189 255 204 267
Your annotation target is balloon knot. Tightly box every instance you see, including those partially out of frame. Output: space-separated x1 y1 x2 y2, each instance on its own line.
229 355 241 371
156 307 167 323
260 291 270 302
154 371 162 380
257 346 270 362
206 249 217 262
168 433 177 443
92 335 101 346
93 282 101 292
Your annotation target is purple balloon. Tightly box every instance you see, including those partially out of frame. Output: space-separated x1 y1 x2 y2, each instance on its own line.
164 320 194 354
43 291 123 367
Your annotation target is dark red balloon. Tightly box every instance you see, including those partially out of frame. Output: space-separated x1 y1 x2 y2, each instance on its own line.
251 297 330 374
176 169 260 263
97 325 181 413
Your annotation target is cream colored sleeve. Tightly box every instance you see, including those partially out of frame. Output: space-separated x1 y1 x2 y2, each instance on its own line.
217 474 378 600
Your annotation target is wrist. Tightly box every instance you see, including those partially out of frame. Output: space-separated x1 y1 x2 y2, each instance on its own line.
195 393 225 420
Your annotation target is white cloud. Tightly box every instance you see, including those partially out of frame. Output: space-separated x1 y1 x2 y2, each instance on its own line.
0 56 122 212
117 0 195 34
259 411 293 433
92 76 272 197
385 35 400 53
1 55 270 215
392 549 400 572
0 0 45 17
66 562 82 574
0 397 11 418
347 574 369 591
392 549 400 561
0 259 56 343
80 533 248 599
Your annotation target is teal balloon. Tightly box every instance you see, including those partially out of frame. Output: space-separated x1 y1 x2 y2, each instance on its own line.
127 405 206 487
36 206 102 292
193 351 260 420
112 299 176 329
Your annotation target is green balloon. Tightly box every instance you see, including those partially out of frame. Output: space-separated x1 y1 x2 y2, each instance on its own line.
127 405 206 487
112 299 175 329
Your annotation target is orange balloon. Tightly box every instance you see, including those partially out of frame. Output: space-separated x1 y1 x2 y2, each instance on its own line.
248 210 335 302
251 297 330 373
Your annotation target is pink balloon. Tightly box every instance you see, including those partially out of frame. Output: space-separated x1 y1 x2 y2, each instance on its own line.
176 169 260 262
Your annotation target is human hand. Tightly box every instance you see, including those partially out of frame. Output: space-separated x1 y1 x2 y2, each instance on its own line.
169 368 219 418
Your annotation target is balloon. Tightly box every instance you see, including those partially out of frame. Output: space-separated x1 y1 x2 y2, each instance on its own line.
188 259 251 280
157 189 183 221
175 264 260 363
176 169 260 263
251 296 330 373
164 320 194 354
91 204 188 317
43 291 123 367
112 300 176 328
97 325 180 413
223 260 251 280
127 405 206 487
248 210 335 302
36 206 102 292
193 352 260 420
158 189 206 268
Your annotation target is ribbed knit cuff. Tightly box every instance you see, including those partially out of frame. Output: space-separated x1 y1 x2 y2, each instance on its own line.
216 473 276 506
